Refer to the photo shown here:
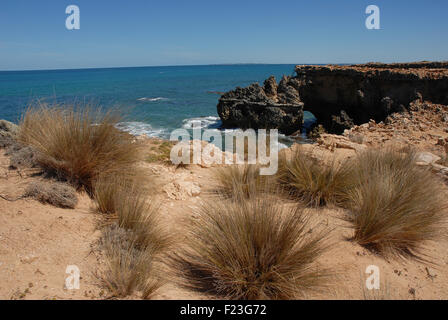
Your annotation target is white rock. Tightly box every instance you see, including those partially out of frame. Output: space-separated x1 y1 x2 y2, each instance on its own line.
415 152 441 165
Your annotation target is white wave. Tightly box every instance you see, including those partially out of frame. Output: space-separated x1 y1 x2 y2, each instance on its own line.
137 97 168 102
182 116 222 130
116 122 168 138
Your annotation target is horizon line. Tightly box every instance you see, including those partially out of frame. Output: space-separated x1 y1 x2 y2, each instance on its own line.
2 59 443 72
0 62 357 73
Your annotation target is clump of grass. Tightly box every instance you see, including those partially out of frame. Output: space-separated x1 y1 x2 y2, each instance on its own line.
347 149 447 258
278 147 353 206
93 174 122 214
212 164 271 199
24 180 78 209
100 225 164 299
115 184 169 251
98 183 170 298
18 104 141 193
171 196 330 300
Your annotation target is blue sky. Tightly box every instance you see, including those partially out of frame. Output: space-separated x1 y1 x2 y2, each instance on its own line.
0 0 447 70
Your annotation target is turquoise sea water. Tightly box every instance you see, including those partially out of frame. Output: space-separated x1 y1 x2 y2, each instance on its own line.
0 64 313 144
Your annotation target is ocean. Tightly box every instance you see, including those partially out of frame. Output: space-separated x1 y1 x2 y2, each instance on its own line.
0 64 314 146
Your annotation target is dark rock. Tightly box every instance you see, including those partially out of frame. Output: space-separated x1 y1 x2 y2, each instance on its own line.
217 77 304 135
263 76 277 99
330 110 355 133
277 76 301 104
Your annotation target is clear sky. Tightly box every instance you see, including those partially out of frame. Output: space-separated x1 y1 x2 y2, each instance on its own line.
0 0 447 70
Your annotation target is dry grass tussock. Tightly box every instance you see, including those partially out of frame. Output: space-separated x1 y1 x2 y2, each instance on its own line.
278 146 354 207
98 183 170 298
18 104 142 193
346 148 447 258
171 196 331 299
99 225 166 299
93 169 157 215
211 164 274 199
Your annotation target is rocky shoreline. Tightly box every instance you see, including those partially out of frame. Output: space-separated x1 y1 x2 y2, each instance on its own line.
217 76 304 135
217 62 448 135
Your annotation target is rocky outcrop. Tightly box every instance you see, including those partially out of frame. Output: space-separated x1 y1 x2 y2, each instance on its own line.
217 62 448 135
294 62 448 133
0 120 18 147
217 76 304 135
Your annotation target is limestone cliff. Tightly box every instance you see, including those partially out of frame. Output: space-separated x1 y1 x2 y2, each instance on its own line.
217 62 448 135
295 62 448 133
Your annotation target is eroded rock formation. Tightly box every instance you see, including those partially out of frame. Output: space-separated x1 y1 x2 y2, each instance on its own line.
295 62 448 133
217 76 304 135
217 62 448 135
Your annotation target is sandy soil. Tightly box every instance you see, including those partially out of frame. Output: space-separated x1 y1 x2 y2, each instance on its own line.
0 151 104 300
1 129 448 300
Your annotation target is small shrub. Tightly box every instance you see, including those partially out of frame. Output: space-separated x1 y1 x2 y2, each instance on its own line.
278 147 353 206
25 180 78 209
347 149 447 258
171 196 330 300
18 104 141 193
7 145 37 169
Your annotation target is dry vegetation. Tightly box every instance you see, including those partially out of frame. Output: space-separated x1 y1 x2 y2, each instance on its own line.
346 149 447 258
13 103 169 299
98 183 170 298
18 104 142 193
99 225 165 299
145 140 176 163
212 164 273 199
6 103 448 299
171 196 330 300
24 180 78 209
217 146 447 261
278 147 353 206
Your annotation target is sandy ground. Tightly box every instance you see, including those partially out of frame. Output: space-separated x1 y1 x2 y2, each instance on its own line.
0 152 103 300
1 131 448 299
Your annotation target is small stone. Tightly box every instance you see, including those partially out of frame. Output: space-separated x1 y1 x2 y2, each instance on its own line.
425 267 437 280
415 152 441 165
20 254 38 264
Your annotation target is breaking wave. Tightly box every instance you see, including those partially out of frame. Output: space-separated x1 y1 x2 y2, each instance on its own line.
116 122 169 138
137 97 169 102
